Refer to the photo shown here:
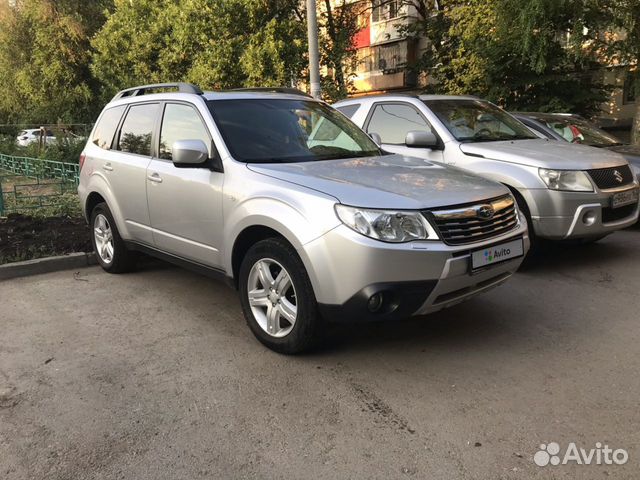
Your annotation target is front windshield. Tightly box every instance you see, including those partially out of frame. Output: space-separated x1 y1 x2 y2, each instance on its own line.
424 99 537 143
207 99 382 163
537 116 622 147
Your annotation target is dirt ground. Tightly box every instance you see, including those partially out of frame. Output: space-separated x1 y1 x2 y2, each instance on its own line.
1 228 639 479
0 214 90 264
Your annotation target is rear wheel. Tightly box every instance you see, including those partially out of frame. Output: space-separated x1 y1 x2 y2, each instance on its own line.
239 238 322 354
90 202 137 273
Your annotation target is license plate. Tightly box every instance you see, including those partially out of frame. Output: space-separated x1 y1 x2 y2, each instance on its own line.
611 188 639 209
471 238 524 271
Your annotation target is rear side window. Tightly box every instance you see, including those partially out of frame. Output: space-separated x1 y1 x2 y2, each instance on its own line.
367 103 432 145
159 103 211 161
118 103 159 156
336 104 360 119
92 106 126 150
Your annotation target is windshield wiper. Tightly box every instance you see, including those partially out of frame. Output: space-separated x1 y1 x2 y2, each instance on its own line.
507 135 536 141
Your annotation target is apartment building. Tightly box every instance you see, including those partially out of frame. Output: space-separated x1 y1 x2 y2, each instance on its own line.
350 0 425 94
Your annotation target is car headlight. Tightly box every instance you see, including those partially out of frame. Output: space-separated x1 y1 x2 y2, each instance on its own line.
538 168 594 192
334 204 439 242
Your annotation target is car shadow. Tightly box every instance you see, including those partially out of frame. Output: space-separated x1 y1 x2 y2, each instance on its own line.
518 234 637 275
315 298 539 357
122 233 635 357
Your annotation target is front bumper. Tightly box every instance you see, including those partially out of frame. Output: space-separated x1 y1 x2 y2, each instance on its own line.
527 185 639 240
302 218 529 323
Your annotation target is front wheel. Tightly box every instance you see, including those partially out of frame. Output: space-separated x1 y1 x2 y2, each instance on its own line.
239 238 322 354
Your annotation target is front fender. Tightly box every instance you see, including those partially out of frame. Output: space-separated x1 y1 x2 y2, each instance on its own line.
223 193 340 294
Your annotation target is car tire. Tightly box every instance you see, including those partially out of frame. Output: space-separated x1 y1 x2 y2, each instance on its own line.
90 202 137 273
239 237 322 354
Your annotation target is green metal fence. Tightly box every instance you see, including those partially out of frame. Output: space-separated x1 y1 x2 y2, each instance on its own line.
0 154 80 216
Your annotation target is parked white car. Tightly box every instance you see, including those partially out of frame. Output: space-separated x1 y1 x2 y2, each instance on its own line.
335 95 639 245
16 129 56 147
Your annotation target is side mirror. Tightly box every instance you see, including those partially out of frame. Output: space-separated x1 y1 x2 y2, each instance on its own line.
368 132 382 146
405 130 438 148
172 139 209 165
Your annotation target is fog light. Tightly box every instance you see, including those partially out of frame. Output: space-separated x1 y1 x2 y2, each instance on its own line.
367 293 384 313
582 210 596 226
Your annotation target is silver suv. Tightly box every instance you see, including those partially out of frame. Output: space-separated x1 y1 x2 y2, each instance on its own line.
79 83 529 353
334 95 639 244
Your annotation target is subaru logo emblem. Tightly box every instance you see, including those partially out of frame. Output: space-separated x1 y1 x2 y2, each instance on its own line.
614 170 624 183
477 205 495 219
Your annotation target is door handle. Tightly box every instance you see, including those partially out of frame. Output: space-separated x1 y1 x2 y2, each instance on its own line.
147 173 163 184
102 163 113 171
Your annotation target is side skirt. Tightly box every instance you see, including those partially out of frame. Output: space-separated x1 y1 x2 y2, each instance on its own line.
125 241 236 289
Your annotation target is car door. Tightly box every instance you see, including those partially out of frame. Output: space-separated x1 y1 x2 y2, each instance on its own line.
146 102 224 268
101 102 157 244
364 102 444 162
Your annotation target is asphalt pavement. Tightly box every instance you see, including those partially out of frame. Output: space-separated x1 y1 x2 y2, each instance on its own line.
1 228 639 479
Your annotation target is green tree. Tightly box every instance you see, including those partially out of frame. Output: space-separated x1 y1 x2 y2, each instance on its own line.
401 0 610 115
91 0 308 99
588 0 640 143
0 0 111 125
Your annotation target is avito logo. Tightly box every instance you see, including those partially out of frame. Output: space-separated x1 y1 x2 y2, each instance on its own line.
534 442 629 467
484 247 512 263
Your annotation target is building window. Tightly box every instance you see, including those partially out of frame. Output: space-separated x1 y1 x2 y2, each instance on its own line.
624 71 637 104
372 0 399 22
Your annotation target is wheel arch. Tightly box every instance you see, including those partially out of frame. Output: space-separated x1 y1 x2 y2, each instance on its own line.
231 225 291 289
85 192 106 221
82 174 130 238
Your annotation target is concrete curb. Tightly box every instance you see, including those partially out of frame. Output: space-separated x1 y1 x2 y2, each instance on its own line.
0 252 97 281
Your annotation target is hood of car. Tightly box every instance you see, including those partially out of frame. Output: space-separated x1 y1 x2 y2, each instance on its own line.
459 139 631 170
607 144 640 166
247 154 509 210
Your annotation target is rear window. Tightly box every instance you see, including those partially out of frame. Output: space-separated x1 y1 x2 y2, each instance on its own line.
117 103 159 156
92 106 126 150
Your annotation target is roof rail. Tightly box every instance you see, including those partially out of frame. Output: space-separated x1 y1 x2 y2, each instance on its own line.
112 82 204 101
231 87 313 98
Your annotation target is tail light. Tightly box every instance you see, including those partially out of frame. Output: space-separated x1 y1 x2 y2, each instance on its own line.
79 152 86 170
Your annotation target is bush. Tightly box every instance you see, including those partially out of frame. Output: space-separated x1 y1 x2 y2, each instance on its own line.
1 137 85 164
0 135 18 155
38 140 85 164
30 193 83 218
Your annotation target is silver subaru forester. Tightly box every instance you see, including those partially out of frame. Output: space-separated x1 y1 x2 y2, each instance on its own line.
78 83 529 353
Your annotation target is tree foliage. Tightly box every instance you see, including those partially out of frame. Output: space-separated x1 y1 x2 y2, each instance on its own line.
91 0 308 101
0 0 112 124
0 0 637 141
402 0 611 116
587 0 640 142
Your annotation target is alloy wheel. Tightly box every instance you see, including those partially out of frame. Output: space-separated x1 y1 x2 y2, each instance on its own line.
247 258 298 338
94 213 114 264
